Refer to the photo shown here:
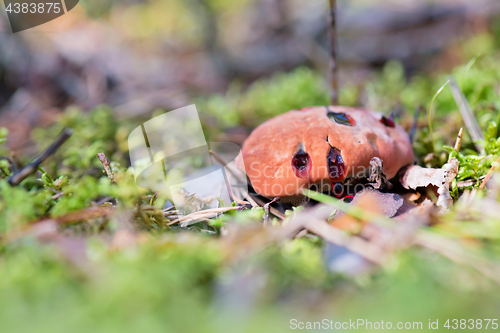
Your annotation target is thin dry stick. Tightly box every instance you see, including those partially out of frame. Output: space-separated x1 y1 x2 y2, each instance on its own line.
208 150 236 203
209 150 246 183
328 0 338 105
263 197 280 225
449 77 485 154
0 156 18 175
93 196 114 206
454 127 464 152
210 151 252 204
97 152 115 183
242 191 259 208
164 210 179 218
230 184 252 207
167 206 239 226
8 128 73 186
457 177 485 188
209 149 249 204
252 195 286 220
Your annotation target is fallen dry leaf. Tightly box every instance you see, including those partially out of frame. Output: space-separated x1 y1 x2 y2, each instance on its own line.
399 158 459 212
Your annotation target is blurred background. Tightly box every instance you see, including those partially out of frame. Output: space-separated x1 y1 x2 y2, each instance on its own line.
1 0 500 148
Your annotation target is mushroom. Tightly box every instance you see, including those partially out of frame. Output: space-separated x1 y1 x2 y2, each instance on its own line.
237 106 414 202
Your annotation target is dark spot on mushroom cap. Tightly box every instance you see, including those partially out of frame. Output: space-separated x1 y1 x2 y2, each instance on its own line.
291 149 311 178
380 115 395 128
342 195 354 203
327 147 346 181
327 111 356 126
332 181 344 197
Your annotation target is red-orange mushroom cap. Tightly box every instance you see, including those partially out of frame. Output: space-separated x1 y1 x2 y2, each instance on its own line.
237 106 415 198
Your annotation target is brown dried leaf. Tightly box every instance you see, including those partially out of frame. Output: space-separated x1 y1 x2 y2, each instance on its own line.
400 158 459 190
334 189 404 221
399 158 459 212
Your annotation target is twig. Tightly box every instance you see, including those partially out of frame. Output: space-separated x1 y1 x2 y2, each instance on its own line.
328 0 338 105
263 197 280 225
453 127 463 153
457 176 485 188
449 76 485 154
208 150 235 203
164 210 179 218
51 191 64 201
209 149 249 205
8 128 73 186
97 152 115 183
209 149 247 183
167 206 239 226
93 196 114 206
252 195 286 220
244 195 259 208
0 156 18 174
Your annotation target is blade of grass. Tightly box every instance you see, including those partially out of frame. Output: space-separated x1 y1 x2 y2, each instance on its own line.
459 55 479 88
409 105 422 143
428 79 450 153
448 76 485 154
302 189 392 228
